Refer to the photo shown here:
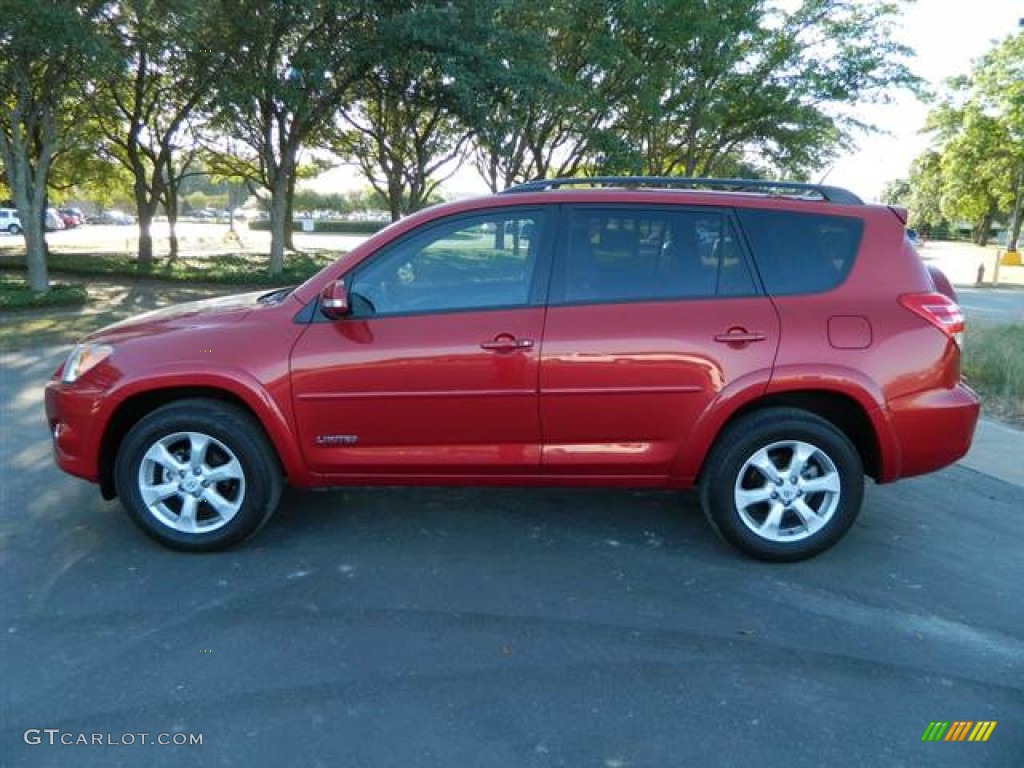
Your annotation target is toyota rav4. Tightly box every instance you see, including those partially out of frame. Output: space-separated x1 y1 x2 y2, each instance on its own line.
44 177 980 561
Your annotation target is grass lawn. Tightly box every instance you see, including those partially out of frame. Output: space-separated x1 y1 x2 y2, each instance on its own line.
0 250 335 285
0 251 336 349
0 274 88 310
963 324 1024 426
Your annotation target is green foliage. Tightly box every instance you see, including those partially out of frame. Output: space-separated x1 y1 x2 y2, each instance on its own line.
0 250 333 285
332 2 496 220
290 187 386 214
471 0 918 185
914 30 1024 245
880 179 911 207
0 0 117 291
248 219 387 234
207 0 384 275
0 274 88 310
906 152 947 232
2 0 931 277
472 0 632 189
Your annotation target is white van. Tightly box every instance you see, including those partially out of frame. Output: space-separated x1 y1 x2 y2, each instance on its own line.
0 208 22 234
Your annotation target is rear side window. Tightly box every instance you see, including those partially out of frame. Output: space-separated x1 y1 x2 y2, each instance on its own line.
559 207 757 304
736 210 864 295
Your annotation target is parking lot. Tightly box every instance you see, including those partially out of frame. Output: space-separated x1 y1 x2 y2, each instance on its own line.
1 344 1022 767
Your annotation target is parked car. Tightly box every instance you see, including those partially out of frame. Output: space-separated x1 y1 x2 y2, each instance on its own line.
907 228 927 249
0 207 22 234
45 177 979 561
44 208 65 231
90 210 135 225
58 207 84 228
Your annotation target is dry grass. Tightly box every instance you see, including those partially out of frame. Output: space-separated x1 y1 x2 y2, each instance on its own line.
963 324 1024 427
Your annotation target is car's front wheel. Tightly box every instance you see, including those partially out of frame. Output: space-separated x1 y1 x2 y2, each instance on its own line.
8 224 21 235
114 399 282 551
699 408 864 562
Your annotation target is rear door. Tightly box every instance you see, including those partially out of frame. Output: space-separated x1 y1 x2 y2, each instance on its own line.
539 204 779 476
290 207 553 476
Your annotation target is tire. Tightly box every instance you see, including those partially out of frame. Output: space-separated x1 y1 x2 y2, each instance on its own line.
8 224 20 235
699 408 864 562
114 399 282 552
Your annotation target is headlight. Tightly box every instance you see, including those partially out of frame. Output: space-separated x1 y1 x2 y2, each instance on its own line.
61 343 113 383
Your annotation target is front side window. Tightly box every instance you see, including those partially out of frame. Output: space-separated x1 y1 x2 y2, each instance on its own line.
560 207 756 304
348 210 546 316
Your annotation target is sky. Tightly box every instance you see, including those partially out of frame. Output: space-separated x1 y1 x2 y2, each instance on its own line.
825 0 1024 202
313 1 1024 203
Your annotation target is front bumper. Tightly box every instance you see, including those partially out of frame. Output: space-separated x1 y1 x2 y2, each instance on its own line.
44 379 104 483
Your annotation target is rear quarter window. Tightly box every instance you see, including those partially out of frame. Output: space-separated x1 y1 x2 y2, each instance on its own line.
736 209 864 295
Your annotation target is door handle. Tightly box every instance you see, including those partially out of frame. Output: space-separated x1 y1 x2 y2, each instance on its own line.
714 329 767 344
480 336 534 352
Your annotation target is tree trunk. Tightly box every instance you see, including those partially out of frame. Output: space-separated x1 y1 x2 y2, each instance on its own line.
166 198 180 261
268 171 290 276
2 136 51 291
137 208 156 269
387 177 403 223
164 168 181 260
974 212 992 247
22 206 49 291
284 171 297 251
1007 170 1023 253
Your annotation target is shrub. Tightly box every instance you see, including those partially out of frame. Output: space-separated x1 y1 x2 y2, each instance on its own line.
0 277 88 310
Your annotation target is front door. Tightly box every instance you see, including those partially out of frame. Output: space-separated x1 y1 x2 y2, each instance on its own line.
290 207 552 476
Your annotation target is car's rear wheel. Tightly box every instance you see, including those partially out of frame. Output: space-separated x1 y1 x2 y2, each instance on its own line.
114 399 282 551
8 224 21 235
699 408 863 562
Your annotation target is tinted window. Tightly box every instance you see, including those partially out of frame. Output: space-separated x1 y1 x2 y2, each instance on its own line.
560 208 756 304
736 209 864 295
349 210 545 316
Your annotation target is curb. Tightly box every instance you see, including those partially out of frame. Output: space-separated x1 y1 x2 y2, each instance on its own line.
957 418 1024 489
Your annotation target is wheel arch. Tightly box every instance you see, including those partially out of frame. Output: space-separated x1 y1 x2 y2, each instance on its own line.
98 385 299 500
691 389 887 488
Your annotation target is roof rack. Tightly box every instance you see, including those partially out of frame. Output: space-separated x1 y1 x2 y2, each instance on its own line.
500 176 863 205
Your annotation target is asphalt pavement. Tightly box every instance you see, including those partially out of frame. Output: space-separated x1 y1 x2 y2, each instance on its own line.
1 348 1022 768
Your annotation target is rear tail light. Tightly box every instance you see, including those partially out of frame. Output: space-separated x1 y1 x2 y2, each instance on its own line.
899 292 965 347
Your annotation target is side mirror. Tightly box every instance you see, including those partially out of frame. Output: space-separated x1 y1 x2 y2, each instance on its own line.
319 279 350 319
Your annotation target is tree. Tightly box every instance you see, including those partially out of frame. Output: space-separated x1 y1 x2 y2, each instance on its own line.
608 0 918 178
905 152 947 234
917 32 1024 246
0 0 114 291
972 30 1024 250
936 106 1013 245
880 179 911 207
471 0 629 191
334 2 492 220
208 0 379 276
93 0 225 267
48 115 134 207
469 0 916 189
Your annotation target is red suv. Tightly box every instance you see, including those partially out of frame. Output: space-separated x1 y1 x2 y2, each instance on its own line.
45 177 980 561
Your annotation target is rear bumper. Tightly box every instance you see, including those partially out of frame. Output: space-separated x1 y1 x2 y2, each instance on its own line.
884 382 980 481
44 380 102 483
